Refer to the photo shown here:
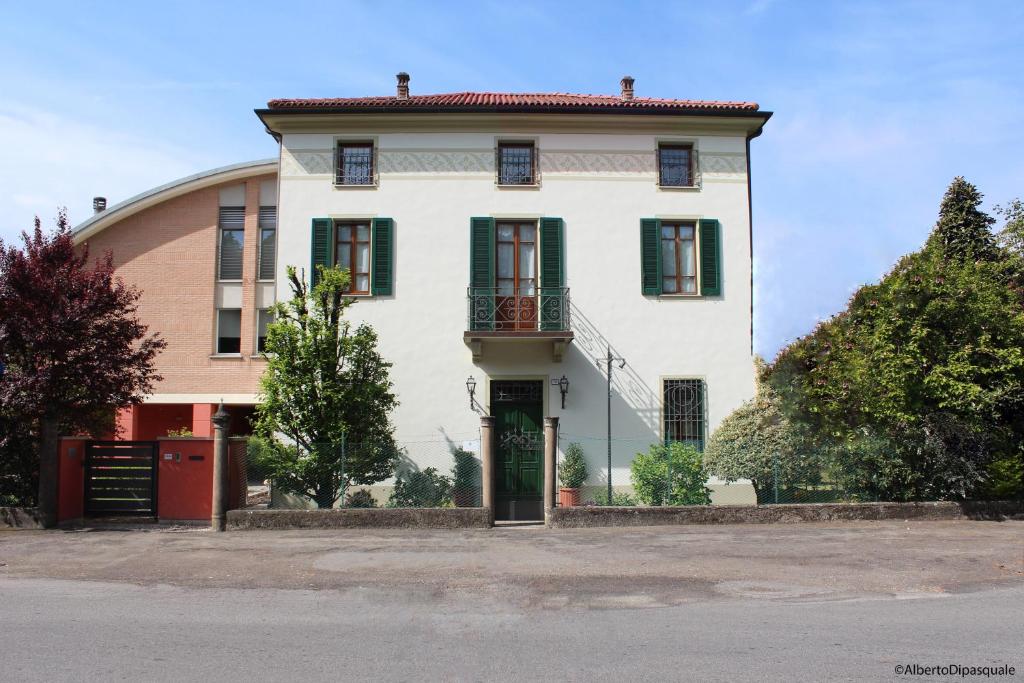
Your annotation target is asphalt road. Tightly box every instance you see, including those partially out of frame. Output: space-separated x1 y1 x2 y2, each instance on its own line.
1 521 1022 681
1 575 1021 682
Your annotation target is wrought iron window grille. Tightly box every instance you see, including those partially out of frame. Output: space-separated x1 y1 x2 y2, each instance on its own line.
657 147 701 188
663 379 706 449
495 143 538 186
334 143 377 186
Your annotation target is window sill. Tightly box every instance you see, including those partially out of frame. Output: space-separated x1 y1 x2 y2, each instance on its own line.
209 353 244 359
496 182 541 190
217 279 243 284
256 278 275 283
333 182 378 190
657 184 701 191
657 293 704 299
249 354 268 360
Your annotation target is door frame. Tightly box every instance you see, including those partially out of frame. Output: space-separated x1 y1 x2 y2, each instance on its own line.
488 376 549 521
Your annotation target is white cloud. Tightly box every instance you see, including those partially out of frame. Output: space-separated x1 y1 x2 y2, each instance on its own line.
0 103 213 242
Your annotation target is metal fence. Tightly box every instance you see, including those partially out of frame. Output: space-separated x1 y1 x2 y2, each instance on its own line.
556 434 895 507
235 436 483 510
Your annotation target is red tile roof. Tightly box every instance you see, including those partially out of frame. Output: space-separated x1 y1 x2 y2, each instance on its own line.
265 92 760 113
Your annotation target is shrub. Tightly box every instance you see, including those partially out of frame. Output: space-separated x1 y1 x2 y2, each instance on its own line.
584 490 637 506
630 442 711 506
166 427 193 437
559 442 588 489
704 369 815 503
451 447 481 506
0 411 37 506
345 488 377 508
983 454 1024 500
387 467 452 508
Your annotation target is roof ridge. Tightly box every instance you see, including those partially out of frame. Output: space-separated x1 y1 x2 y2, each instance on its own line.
265 91 761 111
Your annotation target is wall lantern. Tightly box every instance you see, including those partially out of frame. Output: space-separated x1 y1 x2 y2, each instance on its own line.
466 376 477 409
552 374 570 409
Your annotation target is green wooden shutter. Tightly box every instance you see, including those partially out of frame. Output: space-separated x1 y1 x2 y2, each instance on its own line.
469 217 495 331
640 218 662 295
699 218 722 296
310 218 334 287
371 217 394 296
539 217 565 331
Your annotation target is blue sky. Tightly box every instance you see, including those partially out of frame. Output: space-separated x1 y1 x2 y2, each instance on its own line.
2 1 1022 359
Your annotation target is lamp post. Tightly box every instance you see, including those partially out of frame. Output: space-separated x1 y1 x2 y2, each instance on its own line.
595 346 625 504
466 375 477 410
551 374 570 409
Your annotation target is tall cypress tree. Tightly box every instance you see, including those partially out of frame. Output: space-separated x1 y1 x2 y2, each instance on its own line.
929 176 997 261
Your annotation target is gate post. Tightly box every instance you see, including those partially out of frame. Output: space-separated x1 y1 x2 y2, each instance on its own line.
37 413 60 528
543 417 558 526
480 415 495 526
211 402 230 532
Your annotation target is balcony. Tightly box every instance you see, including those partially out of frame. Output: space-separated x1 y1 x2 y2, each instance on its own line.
463 287 573 362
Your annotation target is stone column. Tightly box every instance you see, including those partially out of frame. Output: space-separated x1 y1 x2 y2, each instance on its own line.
211 402 230 532
543 416 559 526
480 415 495 526
36 413 60 528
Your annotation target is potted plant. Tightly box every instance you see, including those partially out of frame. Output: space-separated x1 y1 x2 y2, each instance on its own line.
558 442 588 507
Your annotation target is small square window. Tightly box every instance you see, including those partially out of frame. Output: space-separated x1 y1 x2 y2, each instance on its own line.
497 142 536 185
335 142 375 185
658 144 695 187
217 309 242 354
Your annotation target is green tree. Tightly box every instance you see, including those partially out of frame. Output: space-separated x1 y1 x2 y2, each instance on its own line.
254 265 398 507
704 362 814 503
0 212 165 510
994 198 1024 256
768 178 1024 499
630 442 711 506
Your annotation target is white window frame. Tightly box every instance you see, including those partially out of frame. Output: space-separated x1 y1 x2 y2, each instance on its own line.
214 308 243 356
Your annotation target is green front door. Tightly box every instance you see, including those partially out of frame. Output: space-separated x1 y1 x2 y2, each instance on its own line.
491 380 544 521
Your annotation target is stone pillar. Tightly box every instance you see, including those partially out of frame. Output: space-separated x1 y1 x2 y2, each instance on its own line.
543 417 558 525
211 402 230 532
480 415 495 526
36 413 60 528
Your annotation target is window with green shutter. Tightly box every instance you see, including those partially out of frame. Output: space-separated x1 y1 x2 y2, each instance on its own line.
469 217 496 331
640 218 662 295
699 218 722 296
641 217 722 297
539 217 565 330
371 218 394 296
310 218 334 286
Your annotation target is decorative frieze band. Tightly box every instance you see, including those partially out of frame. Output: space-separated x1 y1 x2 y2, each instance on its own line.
281 148 746 179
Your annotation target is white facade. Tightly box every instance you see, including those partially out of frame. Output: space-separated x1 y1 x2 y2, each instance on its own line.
266 110 765 495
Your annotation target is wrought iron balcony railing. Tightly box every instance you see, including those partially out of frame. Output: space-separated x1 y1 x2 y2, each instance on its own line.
467 287 570 333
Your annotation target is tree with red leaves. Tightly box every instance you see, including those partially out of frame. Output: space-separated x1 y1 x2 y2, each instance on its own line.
0 210 165 517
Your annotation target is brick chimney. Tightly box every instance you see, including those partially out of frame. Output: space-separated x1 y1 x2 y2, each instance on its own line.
396 72 410 100
620 75 635 102
93 197 107 214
